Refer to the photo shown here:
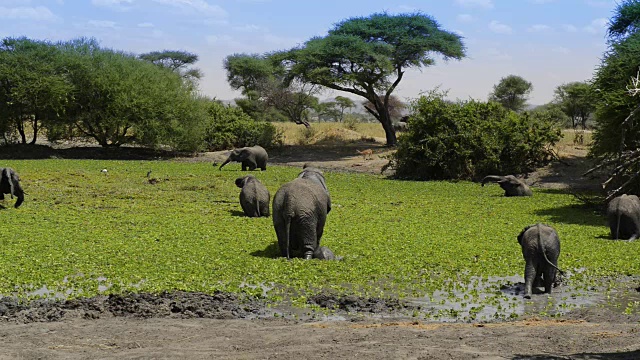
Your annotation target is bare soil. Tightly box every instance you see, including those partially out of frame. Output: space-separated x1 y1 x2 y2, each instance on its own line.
3 141 640 360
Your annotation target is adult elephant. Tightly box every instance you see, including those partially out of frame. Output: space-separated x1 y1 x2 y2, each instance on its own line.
235 175 270 217
517 224 563 299
218 145 268 171
272 166 333 260
481 175 532 197
607 194 640 241
0 167 24 208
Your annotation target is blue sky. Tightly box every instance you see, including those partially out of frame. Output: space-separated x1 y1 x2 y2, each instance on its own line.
0 0 618 105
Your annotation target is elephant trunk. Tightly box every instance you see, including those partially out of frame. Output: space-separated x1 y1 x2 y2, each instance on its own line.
219 159 231 170
481 175 504 186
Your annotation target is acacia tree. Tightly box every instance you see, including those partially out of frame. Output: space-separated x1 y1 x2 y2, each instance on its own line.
0 37 71 144
489 75 533 112
224 53 320 127
334 96 355 122
554 81 594 129
362 94 406 123
139 50 202 85
276 12 465 146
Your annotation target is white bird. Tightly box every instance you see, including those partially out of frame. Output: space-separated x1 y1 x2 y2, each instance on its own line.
101 169 108 175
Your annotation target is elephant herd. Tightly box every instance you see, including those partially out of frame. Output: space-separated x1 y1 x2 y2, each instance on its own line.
2 145 638 299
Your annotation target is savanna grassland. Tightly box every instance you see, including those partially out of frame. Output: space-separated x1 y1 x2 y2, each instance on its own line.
1 152 637 321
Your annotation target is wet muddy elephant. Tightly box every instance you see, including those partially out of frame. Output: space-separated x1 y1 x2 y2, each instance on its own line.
481 175 532 197
219 145 268 171
235 175 270 217
0 167 24 208
272 166 336 260
517 223 562 299
607 194 640 241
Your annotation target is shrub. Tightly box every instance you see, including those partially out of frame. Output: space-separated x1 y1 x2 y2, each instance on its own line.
203 101 282 150
392 91 561 180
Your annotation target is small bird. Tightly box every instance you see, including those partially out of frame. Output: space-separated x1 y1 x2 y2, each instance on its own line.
101 169 108 175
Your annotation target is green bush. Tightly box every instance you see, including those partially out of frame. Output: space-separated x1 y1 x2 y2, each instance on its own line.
393 91 561 180
203 101 282 150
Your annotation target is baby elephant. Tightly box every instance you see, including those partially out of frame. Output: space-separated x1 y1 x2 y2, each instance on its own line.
481 175 532 197
219 145 268 171
0 167 24 208
517 224 562 299
235 175 270 217
607 194 640 241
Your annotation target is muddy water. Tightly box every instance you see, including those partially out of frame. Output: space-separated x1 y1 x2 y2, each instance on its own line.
408 274 640 322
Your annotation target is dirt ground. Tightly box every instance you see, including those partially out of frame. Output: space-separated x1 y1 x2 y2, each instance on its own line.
3 139 640 360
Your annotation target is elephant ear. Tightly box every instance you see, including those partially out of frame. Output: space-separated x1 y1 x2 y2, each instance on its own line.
517 225 534 244
2 168 14 198
235 176 247 188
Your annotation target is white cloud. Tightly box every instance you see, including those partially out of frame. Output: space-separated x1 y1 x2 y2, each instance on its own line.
488 20 512 34
583 17 608 34
457 14 473 23
586 0 611 7
562 24 578 33
206 34 234 45
529 0 554 3
152 0 227 18
485 47 512 61
551 46 570 55
455 0 493 9
91 0 133 10
453 29 465 36
0 6 57 21
527 24 552 32
232 24 261 32
87 20 118 29
137 22 154 28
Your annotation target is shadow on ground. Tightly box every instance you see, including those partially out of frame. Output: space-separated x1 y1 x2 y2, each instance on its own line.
0 144 188 161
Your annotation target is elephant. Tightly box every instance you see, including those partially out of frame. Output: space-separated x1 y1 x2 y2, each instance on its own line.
0 167 24 208
517 224 563 299
272 166 334 260
607 194 640 241
392 121 408 132
218 145 268 171
235 175 270 217
481 175 533 197
313 246 342 261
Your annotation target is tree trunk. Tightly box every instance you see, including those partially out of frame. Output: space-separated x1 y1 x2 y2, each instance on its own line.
29 119 38 145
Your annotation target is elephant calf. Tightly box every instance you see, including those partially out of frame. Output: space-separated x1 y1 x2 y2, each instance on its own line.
0 167 24 208
481 175 532 197
235 175 270 217
219 145 268 171
272 166 335 260
607 194 640 241
517 224 562 299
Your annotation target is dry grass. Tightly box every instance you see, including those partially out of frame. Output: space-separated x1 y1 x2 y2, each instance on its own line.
273 122 385 145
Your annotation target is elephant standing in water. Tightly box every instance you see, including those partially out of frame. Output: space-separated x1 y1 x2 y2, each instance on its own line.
219 145 268 171
607 194 640 241
0 167 24 208
235 175 270 217
517 224 563 299
272 166 335 260
481 175 532 197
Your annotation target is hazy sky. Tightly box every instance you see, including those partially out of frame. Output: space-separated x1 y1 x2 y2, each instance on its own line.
0 0 618 105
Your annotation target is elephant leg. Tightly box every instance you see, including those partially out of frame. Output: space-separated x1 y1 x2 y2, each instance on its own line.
523 262 537 299
242 162 248 171
543 266 556 294
248 162 257 171
299 218 317 260
273 218 289 258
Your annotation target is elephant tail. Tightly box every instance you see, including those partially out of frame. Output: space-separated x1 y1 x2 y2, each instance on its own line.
481 175 503 187
2 168 14 199
537 224 564 275
255 195 261 217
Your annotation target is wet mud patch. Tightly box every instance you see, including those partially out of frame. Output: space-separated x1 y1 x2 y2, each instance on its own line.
0 291 271 324
307 292 412 314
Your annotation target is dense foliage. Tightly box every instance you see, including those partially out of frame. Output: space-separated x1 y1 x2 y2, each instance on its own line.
553 81 594 130
202 100 282 150
488 75 533 112
276 12 466 146
0 160 631 320
393 92 561 180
